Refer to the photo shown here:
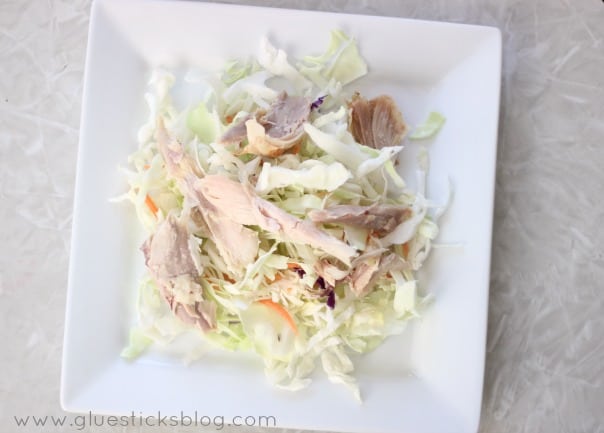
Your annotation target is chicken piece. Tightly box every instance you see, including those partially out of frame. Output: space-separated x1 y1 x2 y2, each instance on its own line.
218 114 252 145
308 204 412 237
192 175 257 225
156 118 202 182
196 174 358 266
182 202 210 238
167 290 217 332
314 259 350 286
254 197 357 266
349 253 403 297
258 91 310 142
218 92 311 156
141 215 216 331
243 117 290 157
348 94 407 149
349 256 380 297
142 214 202 279
194 191 259 271
156 119 259 273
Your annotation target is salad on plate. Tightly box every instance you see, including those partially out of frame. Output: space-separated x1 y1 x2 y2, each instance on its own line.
117 30 446 400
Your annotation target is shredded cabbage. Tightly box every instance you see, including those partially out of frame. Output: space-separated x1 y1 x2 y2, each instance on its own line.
119 31 447 402
187 102 221 144
120 327 152 360
299 30 368 88
409 111 446 140
258 37 311 92
256 160 351 194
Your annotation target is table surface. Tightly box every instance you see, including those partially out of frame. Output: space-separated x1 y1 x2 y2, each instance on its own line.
1 0 603 432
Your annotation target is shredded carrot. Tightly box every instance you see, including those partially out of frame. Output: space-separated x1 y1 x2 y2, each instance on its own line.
257 299 298 335
264 273 283 285
287 262 300 270
143 164 150 170
225 115 234 124
402 242 410 258
289 143 301 154
145 194 159 216
222 273 236 284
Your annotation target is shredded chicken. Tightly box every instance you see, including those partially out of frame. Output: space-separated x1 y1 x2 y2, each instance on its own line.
219 114 251 144
314 259 350 286
308 204 412 237
156 119 260 273
194 191 260 271
349 253 404 297
157 117 355 268
170 299 217 331
142 214 201 279
348 93 407 149
196 174 358 266
155 118 203 182
141 215 216 331
219 91 311 156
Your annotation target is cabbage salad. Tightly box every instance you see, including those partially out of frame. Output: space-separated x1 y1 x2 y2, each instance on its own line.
118 30 446 401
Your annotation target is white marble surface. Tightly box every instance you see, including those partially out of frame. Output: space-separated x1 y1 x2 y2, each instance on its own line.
1 0 603 432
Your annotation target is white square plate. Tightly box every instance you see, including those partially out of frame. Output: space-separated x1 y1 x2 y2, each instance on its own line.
61 1 501 432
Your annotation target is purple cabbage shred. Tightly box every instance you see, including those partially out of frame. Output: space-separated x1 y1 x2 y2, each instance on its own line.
314 277 336 309
310 95 326 110
326 290 336 309
315 276 326 291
